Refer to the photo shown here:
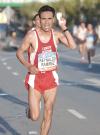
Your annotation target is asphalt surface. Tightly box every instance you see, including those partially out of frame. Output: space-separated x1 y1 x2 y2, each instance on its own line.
0 43 100 135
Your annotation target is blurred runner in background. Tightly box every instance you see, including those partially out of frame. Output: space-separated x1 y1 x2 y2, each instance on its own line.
85 23 98 69
77 21 87 62
31 13 40 31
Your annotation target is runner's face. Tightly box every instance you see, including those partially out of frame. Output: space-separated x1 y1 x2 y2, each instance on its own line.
40 11 54 32
87 24 93 31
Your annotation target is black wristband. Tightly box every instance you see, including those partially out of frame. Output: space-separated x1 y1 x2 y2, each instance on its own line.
63 28 68 32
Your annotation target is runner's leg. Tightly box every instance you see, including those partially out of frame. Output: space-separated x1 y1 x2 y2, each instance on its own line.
87 50 91 64
80 43 86 62
28 86 42 121
40 87 57 135
87 50 93 68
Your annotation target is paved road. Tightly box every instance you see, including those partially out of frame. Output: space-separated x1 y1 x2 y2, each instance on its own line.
0 44 100 135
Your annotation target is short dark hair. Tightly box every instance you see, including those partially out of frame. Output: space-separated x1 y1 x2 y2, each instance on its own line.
38 5 55 17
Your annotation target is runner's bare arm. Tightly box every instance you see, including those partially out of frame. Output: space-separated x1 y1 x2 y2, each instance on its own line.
16 32 39 74
16 33 32 68
58 18 76 49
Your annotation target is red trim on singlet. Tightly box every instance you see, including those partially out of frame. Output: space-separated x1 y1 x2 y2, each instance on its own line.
33 29 58 69
25 29 58 91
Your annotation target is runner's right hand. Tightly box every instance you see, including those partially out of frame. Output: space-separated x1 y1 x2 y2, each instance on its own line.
28 65 39 74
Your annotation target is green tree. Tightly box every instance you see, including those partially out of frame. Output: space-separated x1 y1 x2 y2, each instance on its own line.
19 2 43 19
19 0 100 26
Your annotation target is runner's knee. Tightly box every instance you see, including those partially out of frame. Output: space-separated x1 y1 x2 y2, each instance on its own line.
31 112 39 121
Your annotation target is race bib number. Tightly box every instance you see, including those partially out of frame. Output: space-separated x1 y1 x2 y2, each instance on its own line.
38 51 57 71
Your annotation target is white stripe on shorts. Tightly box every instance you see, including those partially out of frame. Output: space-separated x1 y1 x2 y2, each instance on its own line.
52 71 59 85
28 74 35 89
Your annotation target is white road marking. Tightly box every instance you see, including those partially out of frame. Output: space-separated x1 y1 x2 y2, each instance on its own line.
1 58 5 61
12 72 19 76
28 131 38 135
60 79 100 87
60 82 73 86
1 58 9 61
1 56 16 61
3 62 7 65
85 78 100 87
0 93 8 96
67 109 86 120
6 66 12 70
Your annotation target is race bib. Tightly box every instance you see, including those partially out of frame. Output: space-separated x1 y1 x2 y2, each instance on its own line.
38 51 57 71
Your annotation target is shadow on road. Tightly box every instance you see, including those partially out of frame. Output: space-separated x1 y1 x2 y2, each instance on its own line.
0 88 27 107
60 57 100 74
0 116 20 135
60 80 100 93
0 88 27 134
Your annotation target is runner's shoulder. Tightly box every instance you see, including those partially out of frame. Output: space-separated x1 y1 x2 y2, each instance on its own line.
25 29 36 39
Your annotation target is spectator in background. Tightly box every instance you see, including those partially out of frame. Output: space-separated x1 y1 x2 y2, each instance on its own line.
27 13 41 34
9 31 17 47
72 23 78 38
30 13 41 31
95 23 100 43
5 31 18 50
85 23 98 69
77 21 87 62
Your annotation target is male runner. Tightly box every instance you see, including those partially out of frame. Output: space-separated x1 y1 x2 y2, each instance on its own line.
16 5 76 135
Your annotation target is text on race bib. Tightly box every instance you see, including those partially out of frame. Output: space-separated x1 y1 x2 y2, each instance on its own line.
38 51 57 71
